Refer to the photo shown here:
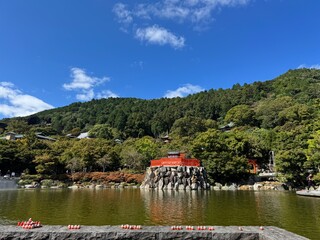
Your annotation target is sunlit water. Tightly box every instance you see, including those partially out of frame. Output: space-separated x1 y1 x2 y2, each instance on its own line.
0 188 319 239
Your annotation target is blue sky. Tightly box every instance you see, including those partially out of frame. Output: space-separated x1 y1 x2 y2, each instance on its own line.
0 0 320 119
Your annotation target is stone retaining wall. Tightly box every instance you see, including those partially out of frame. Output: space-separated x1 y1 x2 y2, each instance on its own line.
0 178 18 189
140 166 210 190
0 225 307 240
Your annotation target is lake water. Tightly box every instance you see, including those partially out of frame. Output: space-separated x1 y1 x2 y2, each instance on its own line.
0 188 319 239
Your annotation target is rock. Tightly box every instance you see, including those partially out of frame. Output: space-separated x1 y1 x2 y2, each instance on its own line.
191 182 198 190
182 177 187 186
253 183 263 191
145 167 152 176
158 178 164 190
25 184 36 189
164 177 169 185
149 171 155 179
221 185 229 190
173 176 178 184
186 167 191 176
239 185 250 190
140 166 210 190
229 184 238 191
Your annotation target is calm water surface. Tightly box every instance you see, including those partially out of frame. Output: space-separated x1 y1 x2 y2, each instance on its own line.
0 189 319 239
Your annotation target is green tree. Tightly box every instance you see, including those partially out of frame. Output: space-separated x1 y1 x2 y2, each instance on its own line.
134 136 160 169
0 139 21 173
66 157 85 173
62 138 111 172
89 124 114 139
171 116 210 138
255 96 294 128
192 129 249 183
33 152 59 175
120 145 144 171
97 154 112 172
275 148 306 185
306 130 320 172
7 119 30 133
274 129 309 185
224 105 255 126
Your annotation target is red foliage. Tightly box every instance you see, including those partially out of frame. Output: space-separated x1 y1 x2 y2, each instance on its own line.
69 171 145 184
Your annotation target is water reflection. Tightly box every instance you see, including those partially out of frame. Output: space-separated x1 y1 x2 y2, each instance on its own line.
0 189 319 239
140 190 209 225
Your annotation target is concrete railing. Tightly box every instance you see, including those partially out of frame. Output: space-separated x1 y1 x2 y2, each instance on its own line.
0 225 308 240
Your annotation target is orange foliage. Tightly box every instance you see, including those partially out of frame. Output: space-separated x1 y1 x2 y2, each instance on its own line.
69 171 145 184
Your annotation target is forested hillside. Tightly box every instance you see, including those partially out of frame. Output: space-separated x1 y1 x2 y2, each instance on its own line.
1 68 320 185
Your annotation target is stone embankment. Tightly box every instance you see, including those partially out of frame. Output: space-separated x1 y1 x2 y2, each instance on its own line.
140 166 210 190
212 181 287 191
0 225 308 240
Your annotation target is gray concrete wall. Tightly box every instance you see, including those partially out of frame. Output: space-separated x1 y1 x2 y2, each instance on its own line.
0 178 18 189
0 225 308 240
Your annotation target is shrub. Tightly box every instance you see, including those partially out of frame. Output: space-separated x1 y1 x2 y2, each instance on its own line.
313 172 320 185
41 179 54 188
21 174 42 181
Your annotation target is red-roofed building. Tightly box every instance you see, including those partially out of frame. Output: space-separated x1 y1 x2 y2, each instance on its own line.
150 151 200 167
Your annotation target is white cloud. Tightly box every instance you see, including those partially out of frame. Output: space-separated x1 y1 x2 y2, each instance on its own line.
114 1 251 47
114 0 251 30
96 90 119 99
113 3 133 24
63 67 109 91
0 82 54 118
63 67 117 101
298 64 320 70
164 84 204 98
76 89 95 101
136 25 185 49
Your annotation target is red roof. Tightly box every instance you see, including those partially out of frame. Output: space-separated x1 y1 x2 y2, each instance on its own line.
150 152 200 167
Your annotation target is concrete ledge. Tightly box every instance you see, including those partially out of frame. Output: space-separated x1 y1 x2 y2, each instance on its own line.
296 190 320 197
0 225 308 240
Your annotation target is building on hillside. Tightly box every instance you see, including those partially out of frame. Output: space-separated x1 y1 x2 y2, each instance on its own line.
77 132 90 139
35 133 56 141
219 122 235 132
0 132 24 140
0 132 56 141
160 134 172 143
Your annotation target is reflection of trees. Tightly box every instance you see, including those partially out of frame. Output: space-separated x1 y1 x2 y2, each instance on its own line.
253 191 320 239
140 190 208 225
253 192 283 226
